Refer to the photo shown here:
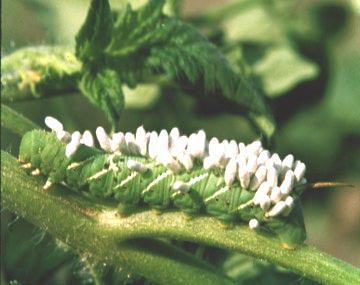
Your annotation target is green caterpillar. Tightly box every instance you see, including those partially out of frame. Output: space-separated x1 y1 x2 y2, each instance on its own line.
19 125 307 248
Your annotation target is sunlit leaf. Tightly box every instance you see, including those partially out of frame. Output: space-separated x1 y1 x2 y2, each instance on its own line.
253 47 319 97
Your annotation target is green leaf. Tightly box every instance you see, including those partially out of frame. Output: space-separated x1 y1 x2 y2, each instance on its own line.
252 47 319 97
123 84 161 110
143 19 275 137
220 2 319 97
75 0 275 137
79 69 124 126
75 0 113 62
106 0 166 56
222 3 286 45
104 3 274 137
164 0 182 17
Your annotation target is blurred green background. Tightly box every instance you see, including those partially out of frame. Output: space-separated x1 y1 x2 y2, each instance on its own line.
1 0 359 284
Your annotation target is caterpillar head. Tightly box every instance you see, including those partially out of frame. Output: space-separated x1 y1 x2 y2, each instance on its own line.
19 129 74 184
19 130 50 167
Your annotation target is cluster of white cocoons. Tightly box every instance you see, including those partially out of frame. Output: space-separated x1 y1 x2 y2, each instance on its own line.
44 116 71 143
45 117 307 229
45 116 94 157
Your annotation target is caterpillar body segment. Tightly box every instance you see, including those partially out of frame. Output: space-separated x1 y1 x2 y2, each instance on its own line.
19 130 49 168
205 185 239 223
141 167 174 210
173 169 215 215
41 133 71 183
19 130 70 182
19 126 307 247
266 203 306 247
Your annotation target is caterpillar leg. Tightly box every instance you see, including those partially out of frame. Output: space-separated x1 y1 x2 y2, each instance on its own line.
152 209 163 216
31 168 41 176
43 179 53 192
117 204 138 217
220 221 234 230
181 212 194 221
20 162 33 169
281 243 296 250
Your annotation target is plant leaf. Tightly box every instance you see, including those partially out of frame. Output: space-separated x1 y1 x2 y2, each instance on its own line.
105 4 274 137
106 0 166 56
79 68 124 126
253 47 319 97
222 3 286 45
147 19 275 137
75 0 113 62
76 0 275 138
220 2 319 98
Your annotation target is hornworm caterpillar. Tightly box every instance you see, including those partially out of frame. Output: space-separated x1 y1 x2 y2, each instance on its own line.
18 117 307 248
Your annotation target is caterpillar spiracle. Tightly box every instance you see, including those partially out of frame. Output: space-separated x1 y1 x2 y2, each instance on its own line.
19 117 308 248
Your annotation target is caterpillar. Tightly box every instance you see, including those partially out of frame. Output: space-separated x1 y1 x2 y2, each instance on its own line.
18 117 307 248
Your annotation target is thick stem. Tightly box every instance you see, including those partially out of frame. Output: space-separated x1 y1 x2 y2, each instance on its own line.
1 46 81 102
2 151 359 285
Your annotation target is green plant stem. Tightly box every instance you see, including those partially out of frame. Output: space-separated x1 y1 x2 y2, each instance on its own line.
1 104 39 135
1 46 81 102
2 152 359 285
0 151 236 285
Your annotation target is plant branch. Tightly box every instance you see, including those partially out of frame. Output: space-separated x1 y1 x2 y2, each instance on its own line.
1 46 81 102
0 151 236 285
2 151 359 285
1 104 39 136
